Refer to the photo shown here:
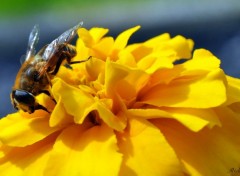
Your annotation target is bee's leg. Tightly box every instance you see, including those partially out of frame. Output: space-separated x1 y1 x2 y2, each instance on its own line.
64 63 73 69
53 57 72 74
51 44 76 75
51 57 65 75
64 56 91 70
39 75 56 105
32 103 50 113
46 73 52 87
70 56 91 64
51 44 90 75
61 44 91 65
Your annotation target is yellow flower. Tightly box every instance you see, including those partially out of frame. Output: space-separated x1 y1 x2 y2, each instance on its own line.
1 26 240 176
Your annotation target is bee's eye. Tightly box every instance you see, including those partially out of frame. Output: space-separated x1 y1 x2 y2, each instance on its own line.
26 67 40 81
12 90 35 106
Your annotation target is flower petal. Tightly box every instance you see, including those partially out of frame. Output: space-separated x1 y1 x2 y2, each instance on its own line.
117 50 137 68
105 60 129 97
92 37 114 59
164 107 221 130
138 49 223 94
0 132 56 176
52 78 94 124
105 60 149 104
118 117 184 175
127 108 221 132
0 112 59 147
143 33 193 60
89 27 109 43
141 69 227 108
144 33 171 47
49 98 73 128
183 49 221 71
104 59 130 112
77 27 110 59
45 124 122 176
85 56 106 81
225 76 240 105
77 28 94 47
167 35 194 59
111 26 140 59
137 51 174 73
55 63 83 85
126 44 153 62
114 26 140 51
93 99 127 132
153 105 240 176
75 39 90 61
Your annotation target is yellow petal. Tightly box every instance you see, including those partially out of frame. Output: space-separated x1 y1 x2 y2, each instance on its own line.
114 26 140 50
77 27 109 60
89 27 109 43
105 60 149 104
165 107 221 130
49 98 73 128
0 112 59 147
118 117 184 175
141 69 227 108
45 124 122 176
77 28 94 47
127 44 153 62
145 66 181 86
54 74 127 131
93 99 127 132
85 56 106 81
104 59 129 109
127 108 221 132
167 36 194 59
92 37 114 59
117 50 137 68
78 27 110 59
225 76 240 105
137 52 174 73
35 93 55 113
228 102 240 114
139 49 223 95
75 39 90 61
54 66 80 87
0 132 56 176
111 26 140 59
182 49 221 73
144 33 193 60
144 33 171 47
115 69 149 102
153 105 240 176
52 78 94 124
127 108 172 119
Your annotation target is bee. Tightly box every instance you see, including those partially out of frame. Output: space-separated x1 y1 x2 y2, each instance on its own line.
11 22 88 113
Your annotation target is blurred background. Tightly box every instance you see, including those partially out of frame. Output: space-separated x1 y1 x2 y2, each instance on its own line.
1 0 240 117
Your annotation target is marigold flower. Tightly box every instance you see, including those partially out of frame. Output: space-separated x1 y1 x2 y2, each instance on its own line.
1 26 240 176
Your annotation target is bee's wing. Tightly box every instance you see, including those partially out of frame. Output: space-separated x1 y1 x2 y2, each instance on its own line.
42 22 83 61
25 25 39 61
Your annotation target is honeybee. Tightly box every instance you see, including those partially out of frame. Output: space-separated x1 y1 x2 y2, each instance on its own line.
11 22 88 113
